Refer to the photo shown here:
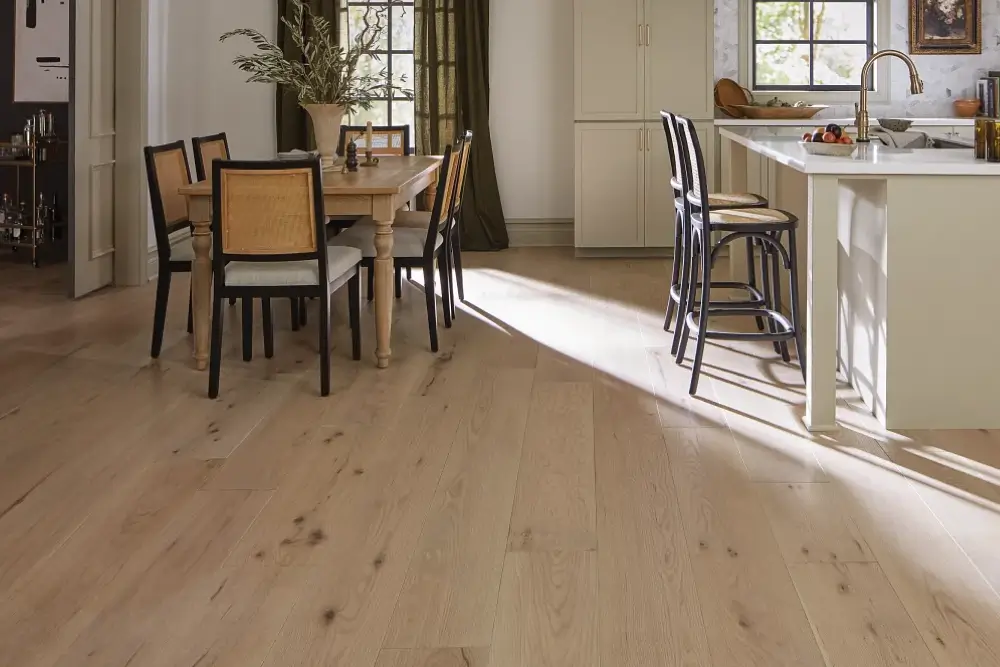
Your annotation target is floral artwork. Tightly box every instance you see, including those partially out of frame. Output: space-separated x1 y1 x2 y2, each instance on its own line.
910 0 982 54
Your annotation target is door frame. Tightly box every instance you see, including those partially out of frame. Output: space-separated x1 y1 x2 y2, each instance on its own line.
67 0 149 296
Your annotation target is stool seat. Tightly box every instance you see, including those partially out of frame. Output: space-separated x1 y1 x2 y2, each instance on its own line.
672 186 767 211
704 207 796 229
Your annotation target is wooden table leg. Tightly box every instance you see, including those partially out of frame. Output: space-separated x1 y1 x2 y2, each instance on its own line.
191 217 213 371
372 196 396 368
423 169 439 212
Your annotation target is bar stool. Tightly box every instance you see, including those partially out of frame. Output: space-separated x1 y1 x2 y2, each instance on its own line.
660 111 772 355
672 114 805 395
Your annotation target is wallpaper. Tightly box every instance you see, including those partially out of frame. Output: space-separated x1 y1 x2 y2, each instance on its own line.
715 0 1000 116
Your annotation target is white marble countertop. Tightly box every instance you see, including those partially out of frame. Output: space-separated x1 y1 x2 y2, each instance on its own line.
719 127 998 176
715 117 974 127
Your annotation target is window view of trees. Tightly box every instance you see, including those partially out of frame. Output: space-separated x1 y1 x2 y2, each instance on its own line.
340 1 415 145
753 1 875 90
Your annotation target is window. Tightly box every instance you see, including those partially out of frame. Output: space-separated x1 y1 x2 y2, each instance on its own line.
339 1 415 147
751 1 876 91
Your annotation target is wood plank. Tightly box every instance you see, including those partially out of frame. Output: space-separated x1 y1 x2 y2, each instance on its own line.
507 382 596 552
663 427 826 667
375 648 491 667
756 482 875 564
789 562 939 667
593 378 713 667
383 369 535 648
490 551 599 667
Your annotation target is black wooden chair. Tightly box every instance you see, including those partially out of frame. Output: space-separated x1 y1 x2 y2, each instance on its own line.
208 159 363 398
328 136 466 353
672 114 805 395
144 141 197 358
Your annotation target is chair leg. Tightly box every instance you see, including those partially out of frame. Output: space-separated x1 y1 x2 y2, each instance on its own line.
688 241 713 395
348 271 362 361
787 228 807 382
452 226 465 302
769 235 791 362
423 264 439 353
406 267 412 281
395 266 403 299
208 296 225 399
438 258 452 329
319 290 331 397
675 234 699 363
367 265 375 302
229 297 237 306
760 243 782 355
187 285 193 334
290 298 300 332
241 298 253 362
299 297 308 326
150 270 171 358
262 298 274 359
664 210 683 332
747 238 765 331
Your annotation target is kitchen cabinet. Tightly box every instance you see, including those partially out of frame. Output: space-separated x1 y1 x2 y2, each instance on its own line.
575 121 714 249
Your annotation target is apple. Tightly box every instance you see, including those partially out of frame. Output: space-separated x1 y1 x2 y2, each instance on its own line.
802 132 812 142
822 131 837 143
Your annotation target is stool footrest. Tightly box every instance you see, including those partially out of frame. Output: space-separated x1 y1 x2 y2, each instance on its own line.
668 281 766 307
684 307 795 342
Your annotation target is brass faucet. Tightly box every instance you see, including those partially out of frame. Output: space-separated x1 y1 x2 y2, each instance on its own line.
855 50 924 142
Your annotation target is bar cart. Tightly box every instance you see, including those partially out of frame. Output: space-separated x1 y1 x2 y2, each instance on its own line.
0 133 62 268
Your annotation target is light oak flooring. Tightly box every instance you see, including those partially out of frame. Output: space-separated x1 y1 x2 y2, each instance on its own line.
1 248 1000 667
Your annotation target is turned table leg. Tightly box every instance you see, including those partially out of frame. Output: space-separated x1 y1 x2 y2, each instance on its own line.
372 197 396 368
191 217 213 371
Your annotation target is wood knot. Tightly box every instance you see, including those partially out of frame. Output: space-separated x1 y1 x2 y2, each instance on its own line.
308 529 326 545
293 516 305 525
353 468 365 476
838 583 851 594
373 553 386 569
727 547 739 558
322 607 337 625
254 550 265 560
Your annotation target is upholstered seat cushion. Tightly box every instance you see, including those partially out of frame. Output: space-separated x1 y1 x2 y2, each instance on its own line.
224 246 362 287
705 207 794 227
674 192 768 210
354 210 436 229
328 223 442 258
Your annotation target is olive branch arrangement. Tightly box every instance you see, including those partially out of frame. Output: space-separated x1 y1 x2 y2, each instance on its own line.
220 0 412 112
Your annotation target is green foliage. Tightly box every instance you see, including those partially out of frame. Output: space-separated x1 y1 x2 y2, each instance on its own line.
220 0 412 112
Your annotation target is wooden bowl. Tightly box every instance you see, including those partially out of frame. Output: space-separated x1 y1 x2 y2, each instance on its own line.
714 78 752 118
953 99 981 118
734 105 827 120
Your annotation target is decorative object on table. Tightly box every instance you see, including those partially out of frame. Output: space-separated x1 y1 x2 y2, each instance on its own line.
953 98 980 118
975 117 987 158
800 123 856 156
360 121 379 167
876 118 914 132
221 0 412 169
735 103 827 120
14 0 70 102
713 78 752 118
986 120 1000 162
345 139 359 172
909 0 981 55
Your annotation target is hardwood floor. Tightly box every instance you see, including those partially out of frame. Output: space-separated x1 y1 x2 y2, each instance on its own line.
2 249 1000 667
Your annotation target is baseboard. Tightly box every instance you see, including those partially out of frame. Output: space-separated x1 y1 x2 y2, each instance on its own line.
575 247 674 258
147 247 158 281
506 219 574 247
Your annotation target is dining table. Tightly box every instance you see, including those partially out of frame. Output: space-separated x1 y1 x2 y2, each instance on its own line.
178 155 442 372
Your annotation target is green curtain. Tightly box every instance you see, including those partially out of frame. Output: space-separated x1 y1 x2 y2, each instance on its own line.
415 0 508 251
276 0 342 153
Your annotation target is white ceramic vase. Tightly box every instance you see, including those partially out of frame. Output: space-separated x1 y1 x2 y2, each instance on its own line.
303 103 346 169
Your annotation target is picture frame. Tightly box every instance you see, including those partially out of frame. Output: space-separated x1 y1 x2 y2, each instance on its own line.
909 0 981 55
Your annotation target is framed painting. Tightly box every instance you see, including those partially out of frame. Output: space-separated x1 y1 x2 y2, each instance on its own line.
910 0 982 55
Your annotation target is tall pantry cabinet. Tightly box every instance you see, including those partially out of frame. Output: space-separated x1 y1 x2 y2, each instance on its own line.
573 0 715 250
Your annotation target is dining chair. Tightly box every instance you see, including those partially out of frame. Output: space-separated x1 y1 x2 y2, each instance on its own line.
193 131 307 332
144 140 197 358
672 115 805 395
208 158 363 398
328 137 465 353
336 125 412 157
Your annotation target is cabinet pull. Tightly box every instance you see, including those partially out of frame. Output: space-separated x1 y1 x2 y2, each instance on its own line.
638 129 644 152
646 128 651 151
645 24 650 46
638 24 643 46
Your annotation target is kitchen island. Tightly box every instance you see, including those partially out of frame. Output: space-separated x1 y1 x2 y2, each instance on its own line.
719 127 1000 431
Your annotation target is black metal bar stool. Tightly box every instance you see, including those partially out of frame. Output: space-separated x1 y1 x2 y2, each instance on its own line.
659 112 773 356
672 114 805 395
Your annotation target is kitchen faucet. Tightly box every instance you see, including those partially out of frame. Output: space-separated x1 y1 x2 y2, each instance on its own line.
855 50 924 142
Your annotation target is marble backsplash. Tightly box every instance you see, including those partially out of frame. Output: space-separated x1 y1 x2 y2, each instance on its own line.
715 0 1000 117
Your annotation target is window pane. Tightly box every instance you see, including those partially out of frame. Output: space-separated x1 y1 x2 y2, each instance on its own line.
814 43 867 86
348 5 389 50
755 2 809 41
812 2 868 41
390 5 414 50
392 54 415 93
357 53 389 82
392 101 416 147
755 44 810 86
351 102 389 127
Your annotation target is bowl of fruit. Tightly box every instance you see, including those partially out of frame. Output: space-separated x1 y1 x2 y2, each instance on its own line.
800 124 856 156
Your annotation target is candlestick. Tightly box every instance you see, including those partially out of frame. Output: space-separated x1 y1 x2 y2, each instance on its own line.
365 121 373 153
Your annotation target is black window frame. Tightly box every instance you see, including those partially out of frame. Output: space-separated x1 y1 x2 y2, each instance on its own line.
751 0 877 92
339 0 415 127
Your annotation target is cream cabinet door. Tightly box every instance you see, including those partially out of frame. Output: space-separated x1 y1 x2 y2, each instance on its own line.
645 0 713 119
644 123 675 247
574 0 645 121
575 123 645 247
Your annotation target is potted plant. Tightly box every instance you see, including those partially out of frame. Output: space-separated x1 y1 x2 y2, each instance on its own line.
221 0 412 168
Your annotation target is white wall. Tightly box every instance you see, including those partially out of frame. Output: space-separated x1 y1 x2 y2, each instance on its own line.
147 0 277 246
490 0 575 223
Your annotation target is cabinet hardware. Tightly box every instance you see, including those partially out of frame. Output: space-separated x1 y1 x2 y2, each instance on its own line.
638 129 644 151
638 24 642 46
646 128 651 150
645 24 650 46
